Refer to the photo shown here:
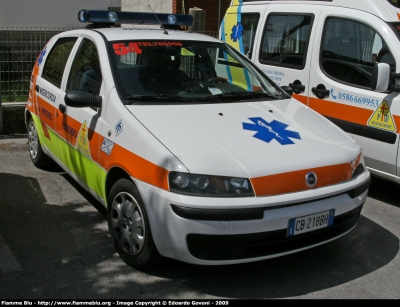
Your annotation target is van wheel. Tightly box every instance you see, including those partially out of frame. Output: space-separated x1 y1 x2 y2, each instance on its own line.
28 118 52 168
107 179 161 269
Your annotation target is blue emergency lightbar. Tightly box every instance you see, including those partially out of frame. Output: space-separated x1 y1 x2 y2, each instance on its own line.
78 10 193 27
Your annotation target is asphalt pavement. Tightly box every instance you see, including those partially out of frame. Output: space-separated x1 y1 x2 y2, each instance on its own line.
0 135 399 299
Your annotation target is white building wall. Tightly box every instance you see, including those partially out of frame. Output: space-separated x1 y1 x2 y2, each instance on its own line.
122 0 173 13
0 0 121 27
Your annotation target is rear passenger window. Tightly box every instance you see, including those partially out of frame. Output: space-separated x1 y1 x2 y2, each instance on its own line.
42 38 77 88
321 17 395 89
240 13 260 58
259 14 313 69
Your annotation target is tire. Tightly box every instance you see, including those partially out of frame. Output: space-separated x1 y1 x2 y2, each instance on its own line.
28 117 52 168
107 178 162 269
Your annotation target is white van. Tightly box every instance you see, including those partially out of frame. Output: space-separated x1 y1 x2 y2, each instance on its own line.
221 0 400 184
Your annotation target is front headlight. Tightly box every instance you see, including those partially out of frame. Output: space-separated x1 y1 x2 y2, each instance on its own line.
351 151 365 178
169 172 255 197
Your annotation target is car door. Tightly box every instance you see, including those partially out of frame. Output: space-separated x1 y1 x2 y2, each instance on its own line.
56 36 105 195
252 4 322 105
35 37 77 161
308 7 400 178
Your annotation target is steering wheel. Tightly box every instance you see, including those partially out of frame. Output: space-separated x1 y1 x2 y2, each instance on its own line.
204 77 229 85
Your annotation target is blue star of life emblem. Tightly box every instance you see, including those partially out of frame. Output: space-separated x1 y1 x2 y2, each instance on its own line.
243 117 301 145
231 23 244 42
38 46 47 66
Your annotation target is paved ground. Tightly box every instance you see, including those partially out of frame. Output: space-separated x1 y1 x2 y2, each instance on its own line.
0 135 399 299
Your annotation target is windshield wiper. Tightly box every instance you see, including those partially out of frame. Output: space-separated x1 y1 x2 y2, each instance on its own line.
125 94 192 103
199 91 281 101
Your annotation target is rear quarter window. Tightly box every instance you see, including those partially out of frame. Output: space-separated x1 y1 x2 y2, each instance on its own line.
42 37 77 88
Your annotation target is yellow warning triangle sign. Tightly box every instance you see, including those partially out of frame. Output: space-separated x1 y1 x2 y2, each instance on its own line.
77 120 91 157
367 100 396 132
181 48 195 56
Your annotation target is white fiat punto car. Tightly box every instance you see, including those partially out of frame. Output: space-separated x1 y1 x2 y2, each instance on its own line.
25 10 370 268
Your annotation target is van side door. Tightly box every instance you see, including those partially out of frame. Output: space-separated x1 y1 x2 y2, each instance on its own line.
308 7 400 179
252 4 322 105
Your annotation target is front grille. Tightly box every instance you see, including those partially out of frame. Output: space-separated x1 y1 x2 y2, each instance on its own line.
187 205 363 261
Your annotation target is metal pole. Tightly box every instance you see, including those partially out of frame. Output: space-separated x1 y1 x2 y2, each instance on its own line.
218 0 221 33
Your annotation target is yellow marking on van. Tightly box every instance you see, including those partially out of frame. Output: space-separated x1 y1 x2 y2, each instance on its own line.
367 100 396 132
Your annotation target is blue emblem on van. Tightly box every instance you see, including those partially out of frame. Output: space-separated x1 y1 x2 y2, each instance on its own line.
115 119 123 136
231 23 244 42
38 46 47 66
243 117 301 145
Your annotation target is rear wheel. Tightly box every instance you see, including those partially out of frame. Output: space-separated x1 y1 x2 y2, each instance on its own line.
28 117 52 168
107 178 161 269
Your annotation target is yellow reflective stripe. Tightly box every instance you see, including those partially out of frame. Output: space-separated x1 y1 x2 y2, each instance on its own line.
31 114 59 159
32 113 107 201
231 0 241 7
57 135 107 201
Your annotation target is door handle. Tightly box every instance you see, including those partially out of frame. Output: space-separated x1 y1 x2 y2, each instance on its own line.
35 85 39 92
59 104 66 114
289 80 305 94
311 84 330 99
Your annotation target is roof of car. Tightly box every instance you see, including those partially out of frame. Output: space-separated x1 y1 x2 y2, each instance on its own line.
92 27 220 42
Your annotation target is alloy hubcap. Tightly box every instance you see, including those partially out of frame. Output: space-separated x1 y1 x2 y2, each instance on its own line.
111 192 145 255
29 121 39 159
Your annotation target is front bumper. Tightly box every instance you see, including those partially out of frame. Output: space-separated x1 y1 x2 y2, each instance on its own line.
134 171 370 265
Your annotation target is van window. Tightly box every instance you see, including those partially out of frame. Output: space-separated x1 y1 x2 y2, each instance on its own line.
321 17 395 89
259 14 313 69
388 22 400 41
225 13 260 58
241 13 260 58
42 38 77 88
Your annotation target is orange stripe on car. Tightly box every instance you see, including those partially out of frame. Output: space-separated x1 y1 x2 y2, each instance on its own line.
251 163 352 196
99 138 170 191
29 88 170 191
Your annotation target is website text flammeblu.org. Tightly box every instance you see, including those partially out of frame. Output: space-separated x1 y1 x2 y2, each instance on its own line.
1 301 229 306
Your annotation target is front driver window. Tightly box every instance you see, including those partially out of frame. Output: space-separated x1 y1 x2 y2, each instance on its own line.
321 17 395 89
67 38 102 95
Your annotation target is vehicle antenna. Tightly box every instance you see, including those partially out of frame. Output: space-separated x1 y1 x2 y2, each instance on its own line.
148 5 168 35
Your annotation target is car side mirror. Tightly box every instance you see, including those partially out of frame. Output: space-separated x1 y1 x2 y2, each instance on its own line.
371 63 390 92
281 86 294 97
64 91 102 108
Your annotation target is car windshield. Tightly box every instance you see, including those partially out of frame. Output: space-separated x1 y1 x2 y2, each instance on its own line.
387 0 400 8
388 22 400 40
108 40 286 104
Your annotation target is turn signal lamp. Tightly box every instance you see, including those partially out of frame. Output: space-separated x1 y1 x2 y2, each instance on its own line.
78 10 193 26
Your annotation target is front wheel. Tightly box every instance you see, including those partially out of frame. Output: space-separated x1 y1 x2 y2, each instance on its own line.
107 179 161 269
28 117 52 168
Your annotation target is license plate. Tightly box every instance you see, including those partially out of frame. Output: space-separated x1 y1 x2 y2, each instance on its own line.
287 209 335 237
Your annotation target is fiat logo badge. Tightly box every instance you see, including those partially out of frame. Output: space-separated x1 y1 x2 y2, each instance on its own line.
305 172 317 187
